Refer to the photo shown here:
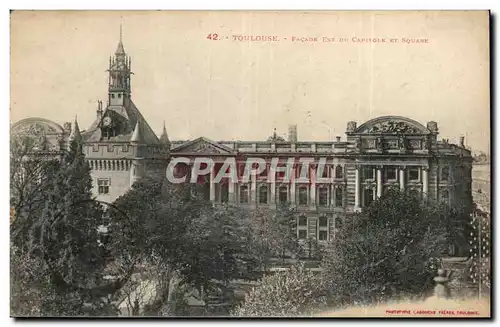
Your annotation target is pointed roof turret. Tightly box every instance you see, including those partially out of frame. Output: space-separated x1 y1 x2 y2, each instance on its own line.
159 121 170 145
68 116 82 143
131 121 144 144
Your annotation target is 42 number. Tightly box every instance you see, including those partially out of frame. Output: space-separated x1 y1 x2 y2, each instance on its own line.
207 33 219 40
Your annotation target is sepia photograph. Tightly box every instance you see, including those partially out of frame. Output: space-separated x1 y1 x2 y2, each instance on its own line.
9 10 491 318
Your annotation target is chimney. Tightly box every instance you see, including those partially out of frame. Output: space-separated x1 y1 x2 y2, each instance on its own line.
460 136 465 147
288 124 298 143
96 100 103 119
335 136 341 142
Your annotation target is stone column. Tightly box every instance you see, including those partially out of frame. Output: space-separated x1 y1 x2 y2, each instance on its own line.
331 184 335 207
290 166 296 205
228 164 235 203
269 163 276 207
354 165 361 209
251 170 257 207
309 164 317 209
209 165 216 202
399 166 406 191
422 167 429 199
376 166 383 198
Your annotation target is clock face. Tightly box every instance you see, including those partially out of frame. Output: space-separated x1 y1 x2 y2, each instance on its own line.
103 117 112 127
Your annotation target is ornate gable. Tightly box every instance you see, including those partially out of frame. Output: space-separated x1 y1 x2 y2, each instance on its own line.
171 137 234 155
353 116 430 135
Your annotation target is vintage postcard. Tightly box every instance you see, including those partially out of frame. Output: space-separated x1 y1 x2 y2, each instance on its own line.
10 10 491 318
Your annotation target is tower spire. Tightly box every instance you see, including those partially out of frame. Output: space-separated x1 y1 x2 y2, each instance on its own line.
68 115 82 149
160 120 170 145
115 23 125 56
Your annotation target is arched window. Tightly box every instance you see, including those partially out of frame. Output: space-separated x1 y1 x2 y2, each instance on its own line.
335 165 343 179
278 185 288 204
259 185 268 204
298 186 308 206
239 185 249 204
318 187 329 207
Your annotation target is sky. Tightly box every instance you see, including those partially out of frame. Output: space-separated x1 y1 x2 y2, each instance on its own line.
10 10 490 152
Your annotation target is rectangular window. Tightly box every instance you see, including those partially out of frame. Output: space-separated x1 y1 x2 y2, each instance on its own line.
259 185 268 204
298 230 307 240
278 186 288 204
335 187 343 207
320 166 329 178
239 185 249 204
441 167 450 181
364 167 374 180
334 166 343 179
97 179 110 195
298 187 308 206
297 215 308 240
386 167 397 180
363 188 374 207
408 167 419 181
318 187 329 207
318 230 328 241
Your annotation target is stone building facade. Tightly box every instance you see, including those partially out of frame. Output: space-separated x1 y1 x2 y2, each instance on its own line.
11 35 474 244
169 117 474 243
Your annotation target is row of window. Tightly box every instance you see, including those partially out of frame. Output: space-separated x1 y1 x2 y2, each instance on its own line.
91 144 129 152
362 166 421 181
238 184 345 207
89 160 130 171
226 164 347 180
296 216 343 241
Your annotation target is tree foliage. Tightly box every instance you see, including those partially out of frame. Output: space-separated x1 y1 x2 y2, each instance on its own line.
321 188 471 307
232 264 326 317
11 140 122 316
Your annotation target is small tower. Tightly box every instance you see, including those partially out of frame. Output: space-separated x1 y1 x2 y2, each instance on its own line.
96 100 103 119
130 121 145 187
159 121 171 151
68 116 82 150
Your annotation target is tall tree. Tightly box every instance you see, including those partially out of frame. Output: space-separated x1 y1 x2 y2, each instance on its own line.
14 139 122 316
10 136 59 248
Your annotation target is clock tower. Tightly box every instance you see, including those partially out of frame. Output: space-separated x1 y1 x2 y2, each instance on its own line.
82 27 169 202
